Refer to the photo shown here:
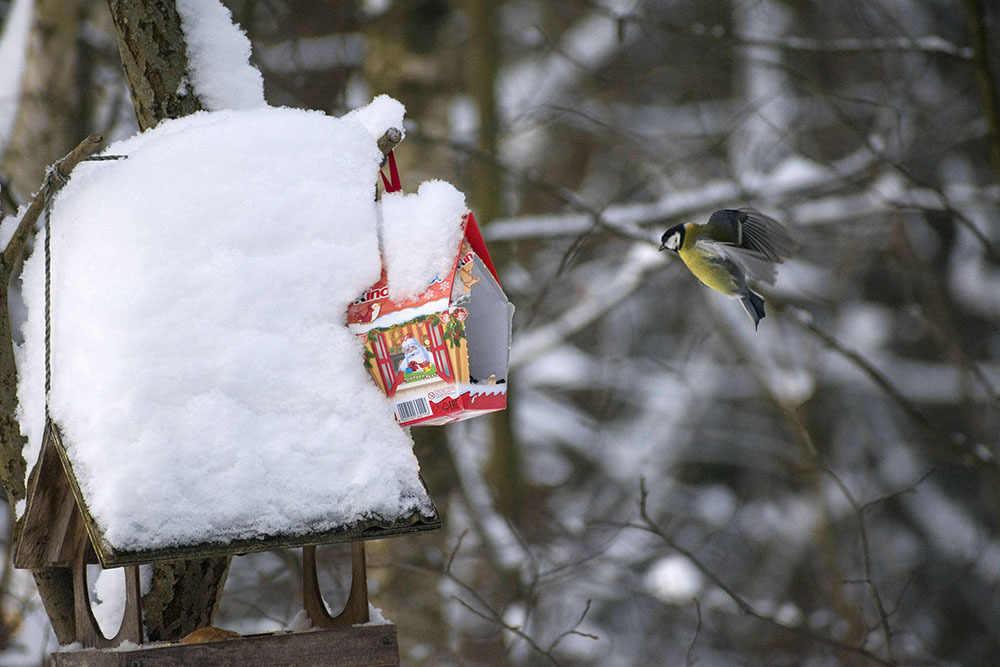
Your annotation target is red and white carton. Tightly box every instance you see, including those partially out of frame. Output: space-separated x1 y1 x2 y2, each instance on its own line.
347 212 513 426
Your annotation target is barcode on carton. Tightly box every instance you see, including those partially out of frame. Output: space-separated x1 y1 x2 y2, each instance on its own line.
395 397 430 422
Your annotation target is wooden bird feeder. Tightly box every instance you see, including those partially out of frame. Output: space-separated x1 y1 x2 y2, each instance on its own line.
11 125 444 666
14 419 439 665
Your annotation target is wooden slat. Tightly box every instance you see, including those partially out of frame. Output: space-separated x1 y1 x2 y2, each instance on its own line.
45 422 114 566
95 513 441 568
13 425 90 568
49 624 400 666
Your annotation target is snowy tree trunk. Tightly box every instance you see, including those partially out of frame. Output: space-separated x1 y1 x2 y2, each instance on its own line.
107 0 204 131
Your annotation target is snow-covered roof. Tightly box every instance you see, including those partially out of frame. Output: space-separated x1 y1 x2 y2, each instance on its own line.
15 98 448 565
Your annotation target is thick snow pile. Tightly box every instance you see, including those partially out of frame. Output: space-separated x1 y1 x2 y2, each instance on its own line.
15 101 446 553
380 180 468 300
175 0 266 111
344 95 405 144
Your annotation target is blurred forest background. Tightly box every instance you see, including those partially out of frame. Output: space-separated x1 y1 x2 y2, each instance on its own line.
1 0 999 665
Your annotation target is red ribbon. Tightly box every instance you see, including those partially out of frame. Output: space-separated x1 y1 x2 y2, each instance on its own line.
379 151 401 193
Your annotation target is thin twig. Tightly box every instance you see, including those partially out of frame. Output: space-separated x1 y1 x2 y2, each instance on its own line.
407 127 653 243
632 478 897 667
448 594 564 666
821 466 932 665
1 134 106 280
686 598 702 667
781 306 1000 483
403 532 597 666
580 0 972 60
547 599 599 654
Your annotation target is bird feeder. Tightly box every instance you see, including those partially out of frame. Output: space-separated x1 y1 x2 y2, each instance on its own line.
347 158 514 426
15 420 436 662
10 105 445 666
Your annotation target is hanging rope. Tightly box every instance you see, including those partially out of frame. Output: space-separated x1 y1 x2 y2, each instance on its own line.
43 195 52 397
36 141 126 406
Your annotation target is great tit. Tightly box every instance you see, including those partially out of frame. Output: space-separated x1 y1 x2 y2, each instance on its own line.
659 208 794 329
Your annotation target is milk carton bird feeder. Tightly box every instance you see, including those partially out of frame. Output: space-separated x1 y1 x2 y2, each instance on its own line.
10 102 462 665
348 154 514 427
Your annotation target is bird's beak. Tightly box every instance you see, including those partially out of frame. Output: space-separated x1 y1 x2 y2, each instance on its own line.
658 242 666 251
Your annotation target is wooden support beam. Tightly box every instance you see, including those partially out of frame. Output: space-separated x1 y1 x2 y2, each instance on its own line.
302 542 370 628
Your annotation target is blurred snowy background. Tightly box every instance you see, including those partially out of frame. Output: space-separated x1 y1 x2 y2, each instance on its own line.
1 0 999 665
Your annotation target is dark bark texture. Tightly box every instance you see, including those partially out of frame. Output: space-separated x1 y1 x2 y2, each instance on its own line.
107 0 204 131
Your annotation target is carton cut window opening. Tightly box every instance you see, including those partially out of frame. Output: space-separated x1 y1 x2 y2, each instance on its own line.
465 257 511 385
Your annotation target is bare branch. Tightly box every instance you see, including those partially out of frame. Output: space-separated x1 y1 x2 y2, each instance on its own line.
821 467 935 665
1 134 105 280
581 1 972 60
546 599 599 654
962 0 1000 183
734 33 971 59
632 479 897 667
376 126 403 156
408 127 655 244
781 306 1000 482
510 243 666 367
686 598 702 667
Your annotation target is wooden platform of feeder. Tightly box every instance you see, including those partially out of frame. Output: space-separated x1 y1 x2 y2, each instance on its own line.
49 624 400 667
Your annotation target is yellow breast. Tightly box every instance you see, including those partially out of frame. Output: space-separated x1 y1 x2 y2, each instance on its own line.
678 244 740 296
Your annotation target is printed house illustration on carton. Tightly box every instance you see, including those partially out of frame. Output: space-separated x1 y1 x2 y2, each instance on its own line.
347 212 513 426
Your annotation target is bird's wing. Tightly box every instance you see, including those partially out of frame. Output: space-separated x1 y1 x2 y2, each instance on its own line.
735 208 796 262
698 239 778 285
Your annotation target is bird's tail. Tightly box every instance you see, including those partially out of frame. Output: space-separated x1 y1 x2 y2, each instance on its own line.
739 290 766 329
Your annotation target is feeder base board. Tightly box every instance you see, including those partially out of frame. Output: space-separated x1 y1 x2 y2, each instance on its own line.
50 624 399 667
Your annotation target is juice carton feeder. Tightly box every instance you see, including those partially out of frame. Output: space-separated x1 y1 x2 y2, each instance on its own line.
347 213 513 426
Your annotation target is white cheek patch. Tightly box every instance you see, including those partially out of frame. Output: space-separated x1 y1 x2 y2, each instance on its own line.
667 233 681 250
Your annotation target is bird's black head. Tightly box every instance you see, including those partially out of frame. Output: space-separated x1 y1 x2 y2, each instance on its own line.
660 224 685 253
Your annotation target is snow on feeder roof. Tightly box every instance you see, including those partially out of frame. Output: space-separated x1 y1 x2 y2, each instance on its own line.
14 98 441 567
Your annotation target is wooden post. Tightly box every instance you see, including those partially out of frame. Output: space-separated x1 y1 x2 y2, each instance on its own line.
71 537 143 648
302 542 370 628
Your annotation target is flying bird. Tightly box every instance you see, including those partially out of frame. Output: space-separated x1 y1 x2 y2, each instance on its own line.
659 208 795 329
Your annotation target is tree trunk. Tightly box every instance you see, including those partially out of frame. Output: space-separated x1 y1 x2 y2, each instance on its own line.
464 0 526 524
0 0 87 203
0 0 89 646
107 0 204 131
0 289 25 505
963 0 1000 185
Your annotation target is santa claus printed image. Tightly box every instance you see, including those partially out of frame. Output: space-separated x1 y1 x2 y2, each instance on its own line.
398 337 436 376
